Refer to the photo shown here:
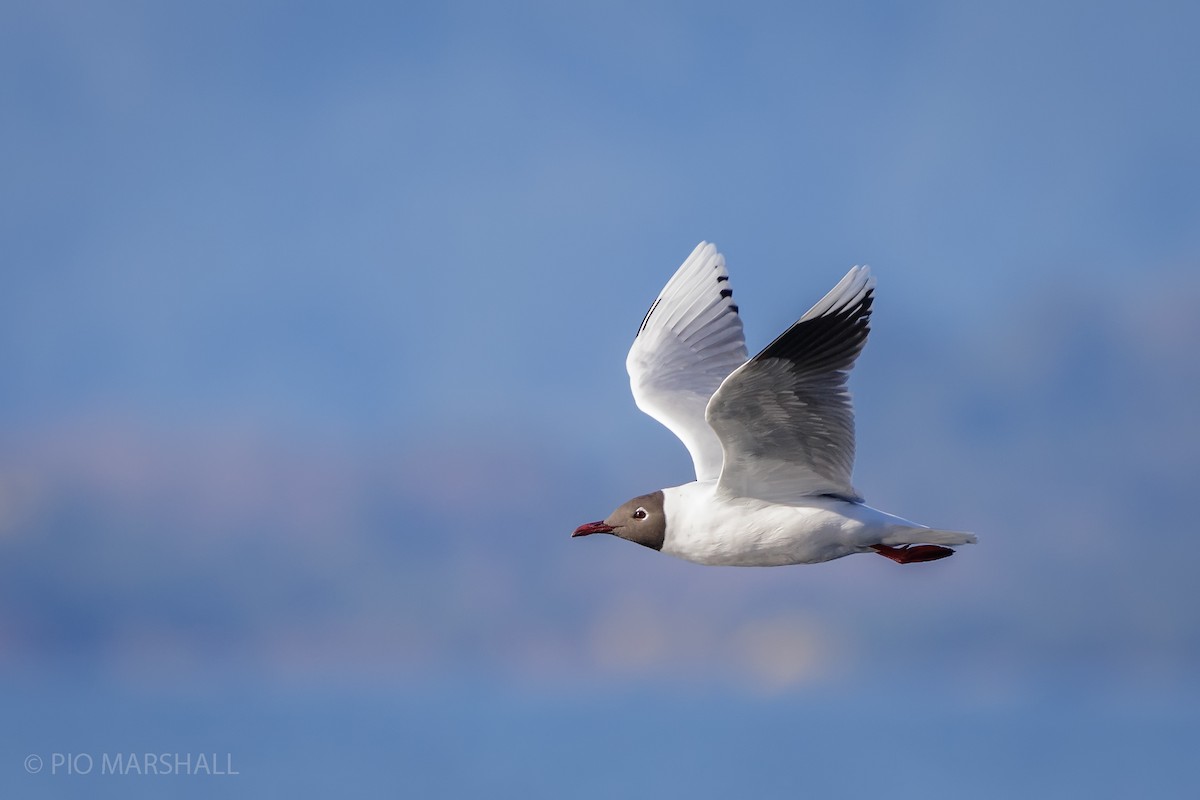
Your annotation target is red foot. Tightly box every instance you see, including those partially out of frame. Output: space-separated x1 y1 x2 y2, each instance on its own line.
872 544 955 564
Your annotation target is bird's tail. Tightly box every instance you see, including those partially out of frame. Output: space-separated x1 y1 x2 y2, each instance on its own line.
902 527 974 546
881 527 977 547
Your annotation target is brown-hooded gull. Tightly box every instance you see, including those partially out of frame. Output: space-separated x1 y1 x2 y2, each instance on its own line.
573 241 975 566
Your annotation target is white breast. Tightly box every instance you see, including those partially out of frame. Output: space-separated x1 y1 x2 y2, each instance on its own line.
659 482 909 566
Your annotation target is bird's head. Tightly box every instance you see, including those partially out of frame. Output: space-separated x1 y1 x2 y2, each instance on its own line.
572 490 666 551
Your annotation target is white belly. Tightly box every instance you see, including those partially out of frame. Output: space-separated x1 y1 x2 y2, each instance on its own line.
659 481 920 566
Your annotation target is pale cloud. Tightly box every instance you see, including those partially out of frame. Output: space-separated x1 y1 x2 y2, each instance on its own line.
733 614 836 692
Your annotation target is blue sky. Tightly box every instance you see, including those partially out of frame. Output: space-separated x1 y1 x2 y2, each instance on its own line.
2 1 1199 797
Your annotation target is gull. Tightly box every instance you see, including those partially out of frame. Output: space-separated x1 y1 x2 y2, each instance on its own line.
572 242 975 566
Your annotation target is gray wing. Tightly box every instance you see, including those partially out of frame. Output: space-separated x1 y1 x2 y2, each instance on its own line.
705 266 874 502
627 242 748 481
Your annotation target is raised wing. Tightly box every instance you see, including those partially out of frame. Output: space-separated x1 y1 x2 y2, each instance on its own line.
706 266 874 502
627 242 748 481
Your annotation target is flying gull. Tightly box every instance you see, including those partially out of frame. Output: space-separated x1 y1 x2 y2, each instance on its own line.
573 242 975 566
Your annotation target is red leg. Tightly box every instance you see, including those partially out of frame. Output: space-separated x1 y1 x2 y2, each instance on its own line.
872 544 955 564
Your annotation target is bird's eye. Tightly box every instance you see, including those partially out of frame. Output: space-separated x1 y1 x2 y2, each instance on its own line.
633 507 647 520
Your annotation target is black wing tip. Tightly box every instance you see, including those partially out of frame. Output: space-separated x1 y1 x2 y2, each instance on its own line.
717 271 739 316
636 246 737 339
753 280 874 366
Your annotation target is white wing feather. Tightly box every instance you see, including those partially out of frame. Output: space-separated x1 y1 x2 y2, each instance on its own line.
626 242 748 481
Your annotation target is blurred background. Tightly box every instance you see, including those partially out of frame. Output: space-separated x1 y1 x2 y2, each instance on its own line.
2 1 1198 797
